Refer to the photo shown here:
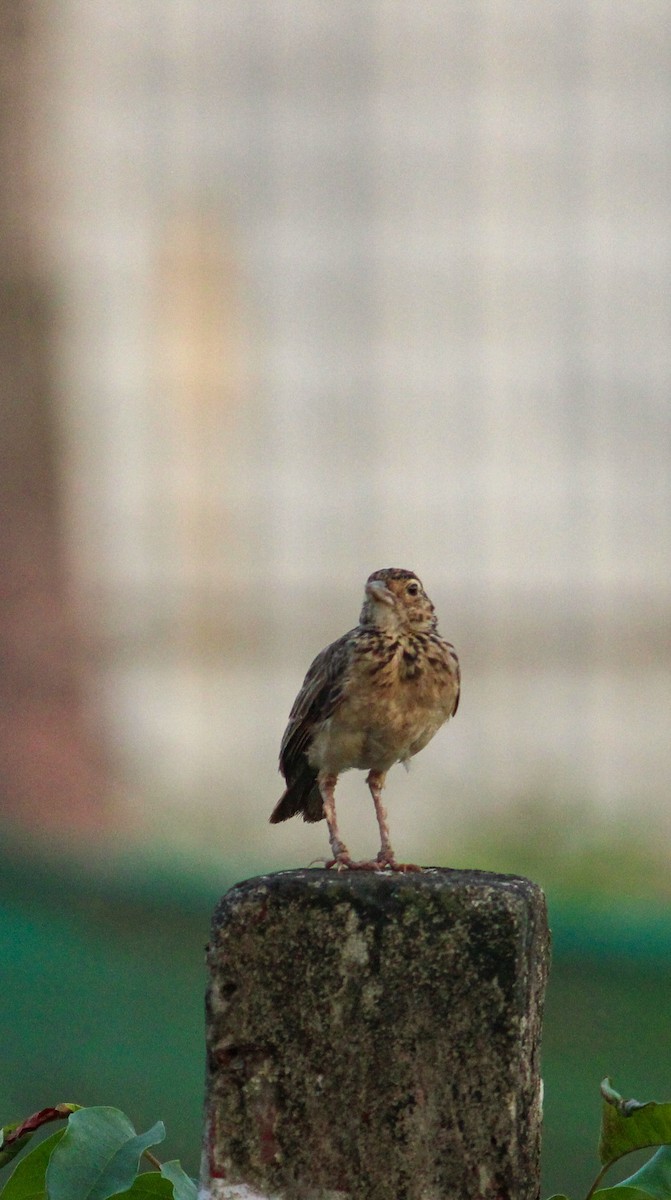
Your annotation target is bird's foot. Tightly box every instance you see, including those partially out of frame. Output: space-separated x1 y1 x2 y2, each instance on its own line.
324 853 388 871
375 851 423 873
321 847 424 872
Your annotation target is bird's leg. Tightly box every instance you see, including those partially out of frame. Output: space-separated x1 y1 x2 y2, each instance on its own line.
367 770 396 867
368 769 422 873
319 773 354 868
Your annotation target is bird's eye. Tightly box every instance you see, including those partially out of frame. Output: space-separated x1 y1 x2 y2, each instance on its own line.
406 582 420 597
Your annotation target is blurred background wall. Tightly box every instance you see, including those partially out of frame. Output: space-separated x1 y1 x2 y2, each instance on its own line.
1 2 670 1195
34 0 671 865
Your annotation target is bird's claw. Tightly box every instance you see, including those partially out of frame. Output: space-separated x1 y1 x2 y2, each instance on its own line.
325 855 388 872
321 853 424 873
376 853 423 873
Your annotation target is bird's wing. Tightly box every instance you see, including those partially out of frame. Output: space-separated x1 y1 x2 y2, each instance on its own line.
279 629 355 783
450 647 461 717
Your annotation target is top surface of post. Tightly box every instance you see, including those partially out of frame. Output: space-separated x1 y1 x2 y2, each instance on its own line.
204 867 549 1200
214 863 543 909
211 867 547 977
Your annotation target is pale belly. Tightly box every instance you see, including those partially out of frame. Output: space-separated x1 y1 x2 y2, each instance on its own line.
307 684 454 775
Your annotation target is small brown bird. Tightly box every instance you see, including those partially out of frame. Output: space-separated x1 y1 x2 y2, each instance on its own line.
270 568 460 871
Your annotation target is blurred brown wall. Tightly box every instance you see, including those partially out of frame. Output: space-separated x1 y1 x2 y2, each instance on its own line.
0 1 111 836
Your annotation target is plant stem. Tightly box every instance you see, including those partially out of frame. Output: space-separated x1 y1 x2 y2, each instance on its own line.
143 1150 163 1171
584 1160 611 1200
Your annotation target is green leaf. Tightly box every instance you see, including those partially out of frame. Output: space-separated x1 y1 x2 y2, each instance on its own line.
0 1131 65 1200
108 1174 173 1200
600 1080 671 1167
594 1146 671 1200
594 1190 658 1200
46 1109 165 1200
0 1138 34 1172
159 1162 197 1200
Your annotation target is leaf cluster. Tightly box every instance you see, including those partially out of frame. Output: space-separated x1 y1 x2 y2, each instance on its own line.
0 1107 196 1200
550 1080 671 1200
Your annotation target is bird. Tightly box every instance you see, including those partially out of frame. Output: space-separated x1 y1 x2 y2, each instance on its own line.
270 568 460 871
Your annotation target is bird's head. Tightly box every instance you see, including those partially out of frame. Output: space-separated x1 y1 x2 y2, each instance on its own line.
359 568 438 633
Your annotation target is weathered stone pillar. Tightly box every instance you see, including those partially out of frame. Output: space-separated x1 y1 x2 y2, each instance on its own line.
202 868 550 1200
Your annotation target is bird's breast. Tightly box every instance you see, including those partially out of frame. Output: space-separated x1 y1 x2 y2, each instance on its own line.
306 632 458 775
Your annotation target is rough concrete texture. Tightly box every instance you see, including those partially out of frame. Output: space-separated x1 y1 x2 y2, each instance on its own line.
202 868 550 1200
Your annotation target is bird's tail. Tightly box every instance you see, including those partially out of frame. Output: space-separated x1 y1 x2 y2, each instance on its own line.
270 765 324 824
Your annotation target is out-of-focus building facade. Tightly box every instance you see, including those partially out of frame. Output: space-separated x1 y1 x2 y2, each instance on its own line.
39 3 671 859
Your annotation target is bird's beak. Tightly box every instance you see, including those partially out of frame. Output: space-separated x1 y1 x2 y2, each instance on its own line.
365 580 395 607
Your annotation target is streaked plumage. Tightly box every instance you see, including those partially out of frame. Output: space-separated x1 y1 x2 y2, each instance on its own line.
270 568 460 871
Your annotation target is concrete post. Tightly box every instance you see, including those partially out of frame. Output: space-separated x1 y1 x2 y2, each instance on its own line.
202 868 550 1200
